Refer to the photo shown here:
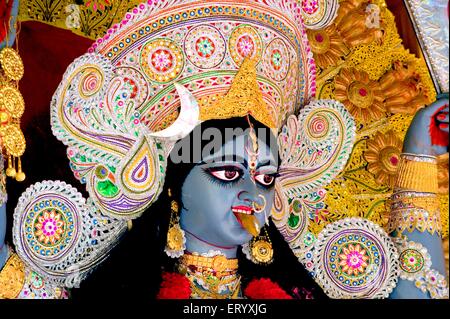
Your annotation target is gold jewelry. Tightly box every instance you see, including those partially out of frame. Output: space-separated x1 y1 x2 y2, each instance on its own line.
0 251 25 299
199 57 276 129
0 47 24 81
0 21 26 182
186 269 241 299
388 192 441 236
249 227 273 265
252 194 266 213
0 86 25 119
181 253 238 273
165 189 185 257
395 154 438 193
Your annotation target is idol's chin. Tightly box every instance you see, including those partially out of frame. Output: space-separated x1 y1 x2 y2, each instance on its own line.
232 212 260 237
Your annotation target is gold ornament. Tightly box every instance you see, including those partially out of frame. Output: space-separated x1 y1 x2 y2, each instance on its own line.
199 58 276 129
0 86 25 119
0 48 24 81
395 155 438 193
0 252 26 299
5 155 16 178
2 124 26 157
15 157 25 182
334 68 385 123
249 227 273 264
165 191 185 256
364 130 403 188
181 254 239 273
166 224 184 252
379 60 430 114
388 193 441 236
307 25 350 70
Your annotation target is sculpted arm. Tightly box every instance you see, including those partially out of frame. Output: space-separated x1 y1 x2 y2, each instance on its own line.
389 94 449 299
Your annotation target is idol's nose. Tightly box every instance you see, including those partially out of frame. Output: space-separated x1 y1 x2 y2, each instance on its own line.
237 181 265 209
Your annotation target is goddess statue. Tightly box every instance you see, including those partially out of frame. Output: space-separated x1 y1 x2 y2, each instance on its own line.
0 0 448 299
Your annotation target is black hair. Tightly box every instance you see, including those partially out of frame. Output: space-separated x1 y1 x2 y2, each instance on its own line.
70 117 327 300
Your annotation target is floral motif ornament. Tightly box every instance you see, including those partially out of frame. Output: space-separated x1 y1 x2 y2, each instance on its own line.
12 180 127 287
51 53 167 220
34 209 66 246
299 0 340 30
272 99 356 251
334 67 386 123
313 217 399 299
338 243 369 276
306 24 349 70
393 237 448 299
364 130 403 188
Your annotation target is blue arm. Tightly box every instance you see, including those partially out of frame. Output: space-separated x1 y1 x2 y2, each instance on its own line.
389 95 449 299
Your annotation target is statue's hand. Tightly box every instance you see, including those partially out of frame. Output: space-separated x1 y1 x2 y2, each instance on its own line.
403 94 449 156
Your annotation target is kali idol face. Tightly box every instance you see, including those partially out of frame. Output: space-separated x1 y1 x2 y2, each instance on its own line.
179 121 279 251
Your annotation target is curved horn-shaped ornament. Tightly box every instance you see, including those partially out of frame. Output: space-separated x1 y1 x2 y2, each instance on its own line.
148 83 200 141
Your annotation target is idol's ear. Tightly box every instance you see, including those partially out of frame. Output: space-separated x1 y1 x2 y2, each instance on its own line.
272 99 356 250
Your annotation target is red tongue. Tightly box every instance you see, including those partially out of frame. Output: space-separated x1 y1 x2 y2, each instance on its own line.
234 212 260 236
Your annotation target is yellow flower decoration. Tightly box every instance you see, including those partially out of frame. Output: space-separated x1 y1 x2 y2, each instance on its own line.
307 25 349 70
364 130 402 188
338 244 369 276
34 210 65 245
335 68 385 123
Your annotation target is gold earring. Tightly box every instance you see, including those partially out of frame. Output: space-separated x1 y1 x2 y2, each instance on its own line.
165 189 186 258
252 194 266 213
249 227 273 265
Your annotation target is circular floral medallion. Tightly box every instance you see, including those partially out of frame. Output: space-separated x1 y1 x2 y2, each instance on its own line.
34 209 67 246
334 68 385 123
229 25 262 66
399 249 424 273
13 181 86 268
0 86 25 119
263 38 290 81
364 130 402 187
23 197 78 263
184 25 226 69
307 25 349 69
394 238 432 281
301 0 339 30
140 38 184 83
0 47 24 81
2 124 26 157
313 218 399 298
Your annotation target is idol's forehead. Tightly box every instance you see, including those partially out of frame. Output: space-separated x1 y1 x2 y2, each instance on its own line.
201 129 279 167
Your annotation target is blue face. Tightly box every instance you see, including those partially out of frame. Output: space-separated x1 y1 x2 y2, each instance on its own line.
179 129 278 247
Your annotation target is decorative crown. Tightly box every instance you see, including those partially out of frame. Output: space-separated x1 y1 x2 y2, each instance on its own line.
200 57 276 128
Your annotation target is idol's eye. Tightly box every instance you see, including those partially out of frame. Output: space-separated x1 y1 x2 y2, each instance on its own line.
254 173 276 187
207 167 243 182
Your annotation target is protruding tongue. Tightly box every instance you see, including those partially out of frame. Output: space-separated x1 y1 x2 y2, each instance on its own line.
237 213 261 237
